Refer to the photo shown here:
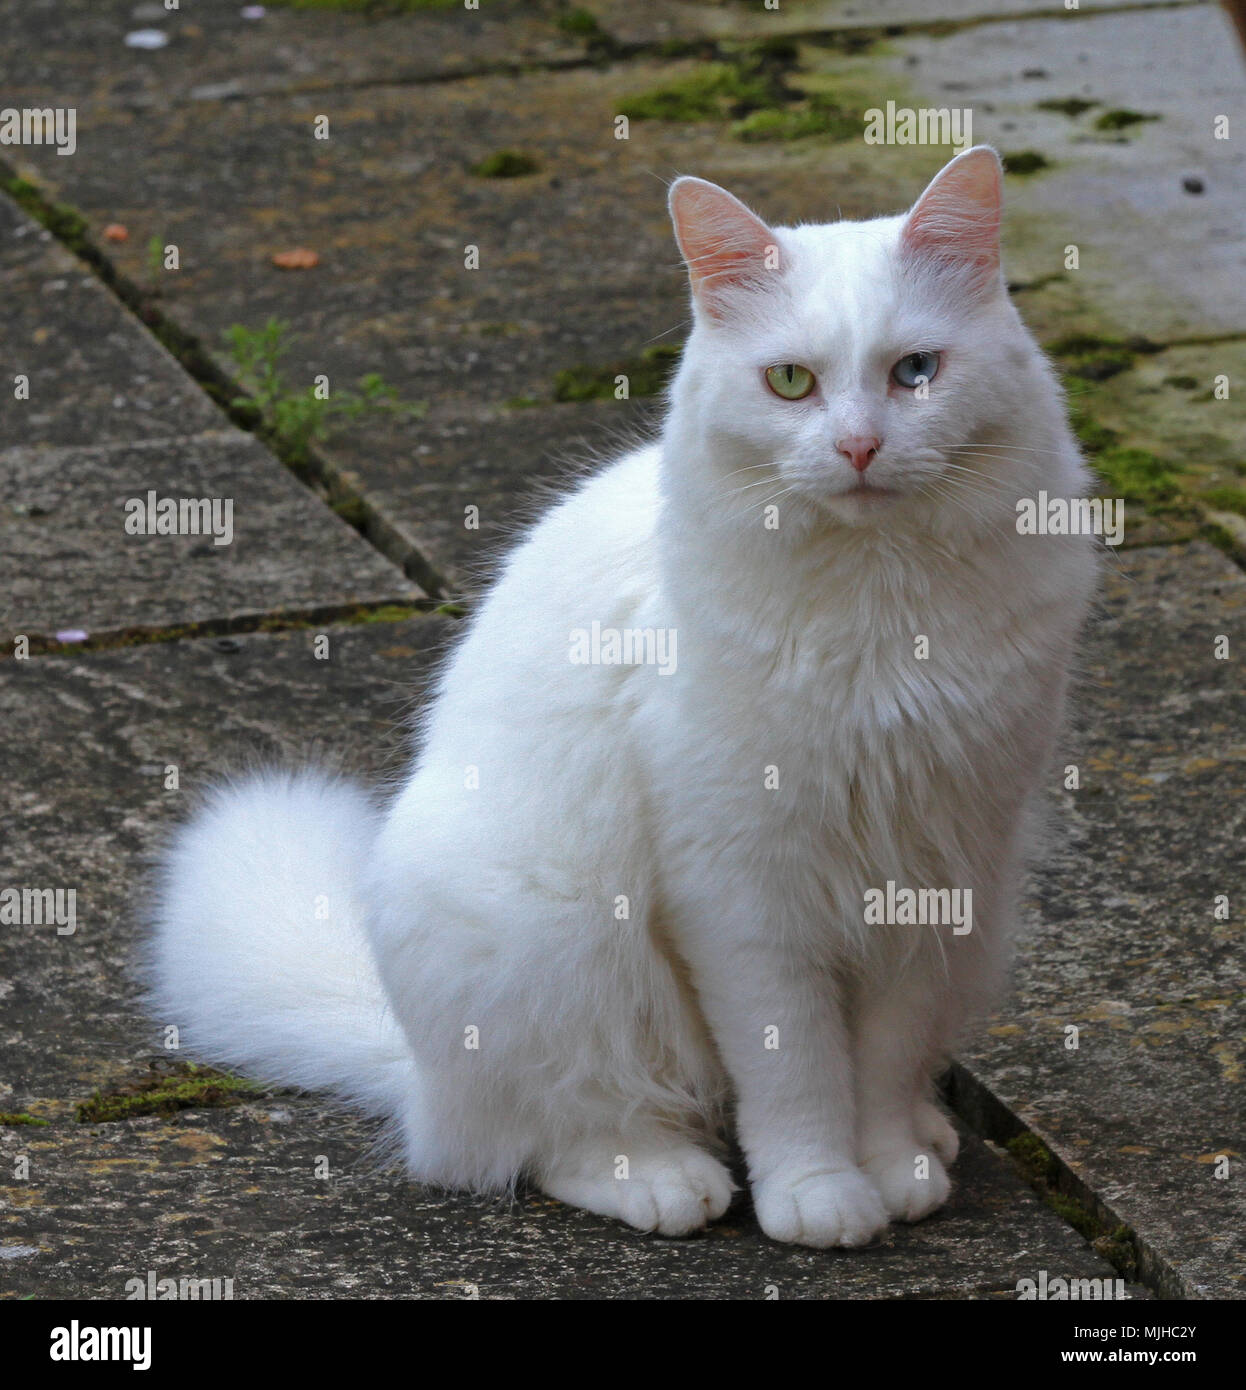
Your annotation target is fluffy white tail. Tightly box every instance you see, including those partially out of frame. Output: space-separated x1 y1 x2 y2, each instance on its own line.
147 770 414 1121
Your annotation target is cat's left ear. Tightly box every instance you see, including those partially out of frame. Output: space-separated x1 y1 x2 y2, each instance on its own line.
669 176 779 319
901 145 1003 297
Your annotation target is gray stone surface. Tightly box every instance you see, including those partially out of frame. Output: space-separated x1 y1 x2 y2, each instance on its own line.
6 4 1240 590
882 2 1246 341
2 431 420 644
0 193 224 450
964 544 1246 1298
0 622 1131 1300
0 0 1241 1301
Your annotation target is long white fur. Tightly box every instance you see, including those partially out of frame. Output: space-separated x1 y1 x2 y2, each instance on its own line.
149 148 1098 1247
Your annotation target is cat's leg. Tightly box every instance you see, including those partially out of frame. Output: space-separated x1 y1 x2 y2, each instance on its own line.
536 1129 735 1236
666 885 888 1248
852 964 955 1223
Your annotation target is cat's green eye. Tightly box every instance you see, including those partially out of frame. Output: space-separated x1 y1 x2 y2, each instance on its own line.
765 363 816 400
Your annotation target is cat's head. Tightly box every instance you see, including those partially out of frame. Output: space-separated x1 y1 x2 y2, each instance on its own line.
667 147 1053 532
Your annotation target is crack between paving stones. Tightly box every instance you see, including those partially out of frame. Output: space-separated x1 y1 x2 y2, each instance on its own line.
86 0 1210 111
0 600 456 661
943 1061 1194 1300
0 158 454 612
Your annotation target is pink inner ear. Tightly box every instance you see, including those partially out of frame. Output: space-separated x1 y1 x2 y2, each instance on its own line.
901 147 1002 288
669 177 777 313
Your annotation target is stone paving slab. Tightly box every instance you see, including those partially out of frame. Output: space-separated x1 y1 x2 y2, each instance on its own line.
588 0 1198 44
0 621 1131 1300
0 46 920 593
0 193 224 450
0 0 588 111
1 431 421 644
882 2 1246 341
6 8 1241 593
964 543 1246 1298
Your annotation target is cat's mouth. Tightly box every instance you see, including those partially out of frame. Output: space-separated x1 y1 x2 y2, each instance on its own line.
843 480 899 502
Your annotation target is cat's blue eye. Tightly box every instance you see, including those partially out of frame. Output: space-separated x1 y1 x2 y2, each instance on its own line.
891 351 940 388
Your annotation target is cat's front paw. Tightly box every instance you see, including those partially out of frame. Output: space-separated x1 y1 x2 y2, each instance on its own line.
860 1147 951 1223
914 1100 960 1166
539 1139 735 1237
752 1167 888 1248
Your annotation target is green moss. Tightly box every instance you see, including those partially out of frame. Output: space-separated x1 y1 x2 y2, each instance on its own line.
1001 150 1050 176
556 8 603 38
77 1063 262 1124
1094 108 1161 132
1 174 90 251
1095 446 1180 508
471 150 541 179
433 601 468 617
1046 1190 1103 1243
1006 1133 1138 1277
731 98 857 143
1036 97 1099 118
554 343 681 402
1006 1132 1059 1184
1163 374 1199 391
353 603 421 623
1068 403 1119 456
1093 1225 1141 1281
1202 521 1241 554
0 1111 49 1127
1201 486 1246 517
1009 272 1065 295
621 62 775 122
331 496 368 527
505 395 541 410
1048 333 1162 383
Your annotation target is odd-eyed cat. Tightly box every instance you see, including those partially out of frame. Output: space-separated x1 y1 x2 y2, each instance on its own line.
150 147 1097 1247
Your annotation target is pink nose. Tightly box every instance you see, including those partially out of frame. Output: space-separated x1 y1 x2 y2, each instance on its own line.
836 435 881 473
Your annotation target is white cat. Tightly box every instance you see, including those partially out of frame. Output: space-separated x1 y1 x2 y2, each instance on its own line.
150 147 1098 1248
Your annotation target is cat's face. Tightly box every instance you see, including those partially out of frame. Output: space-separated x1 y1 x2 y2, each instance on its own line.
669 148 1042 530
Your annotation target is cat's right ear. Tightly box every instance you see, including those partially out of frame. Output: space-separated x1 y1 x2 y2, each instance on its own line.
668 177 778 319
901 145 1004 298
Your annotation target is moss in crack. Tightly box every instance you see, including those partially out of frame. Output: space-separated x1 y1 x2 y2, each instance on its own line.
732 98 858 143
1096 447 1181 510
620 39 808 129
1094 108 1160 132
1 174 90 252
1048 333 1163 383
620 62 776 122
554 343 681 402
1202 520 1241 555
1005 1134 1140 1279
472 150 541 179
1036 97 1099 118
1201 485 1246 518
1002 150 1050 176
77 1063 263 1124
0 1111 49 1127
